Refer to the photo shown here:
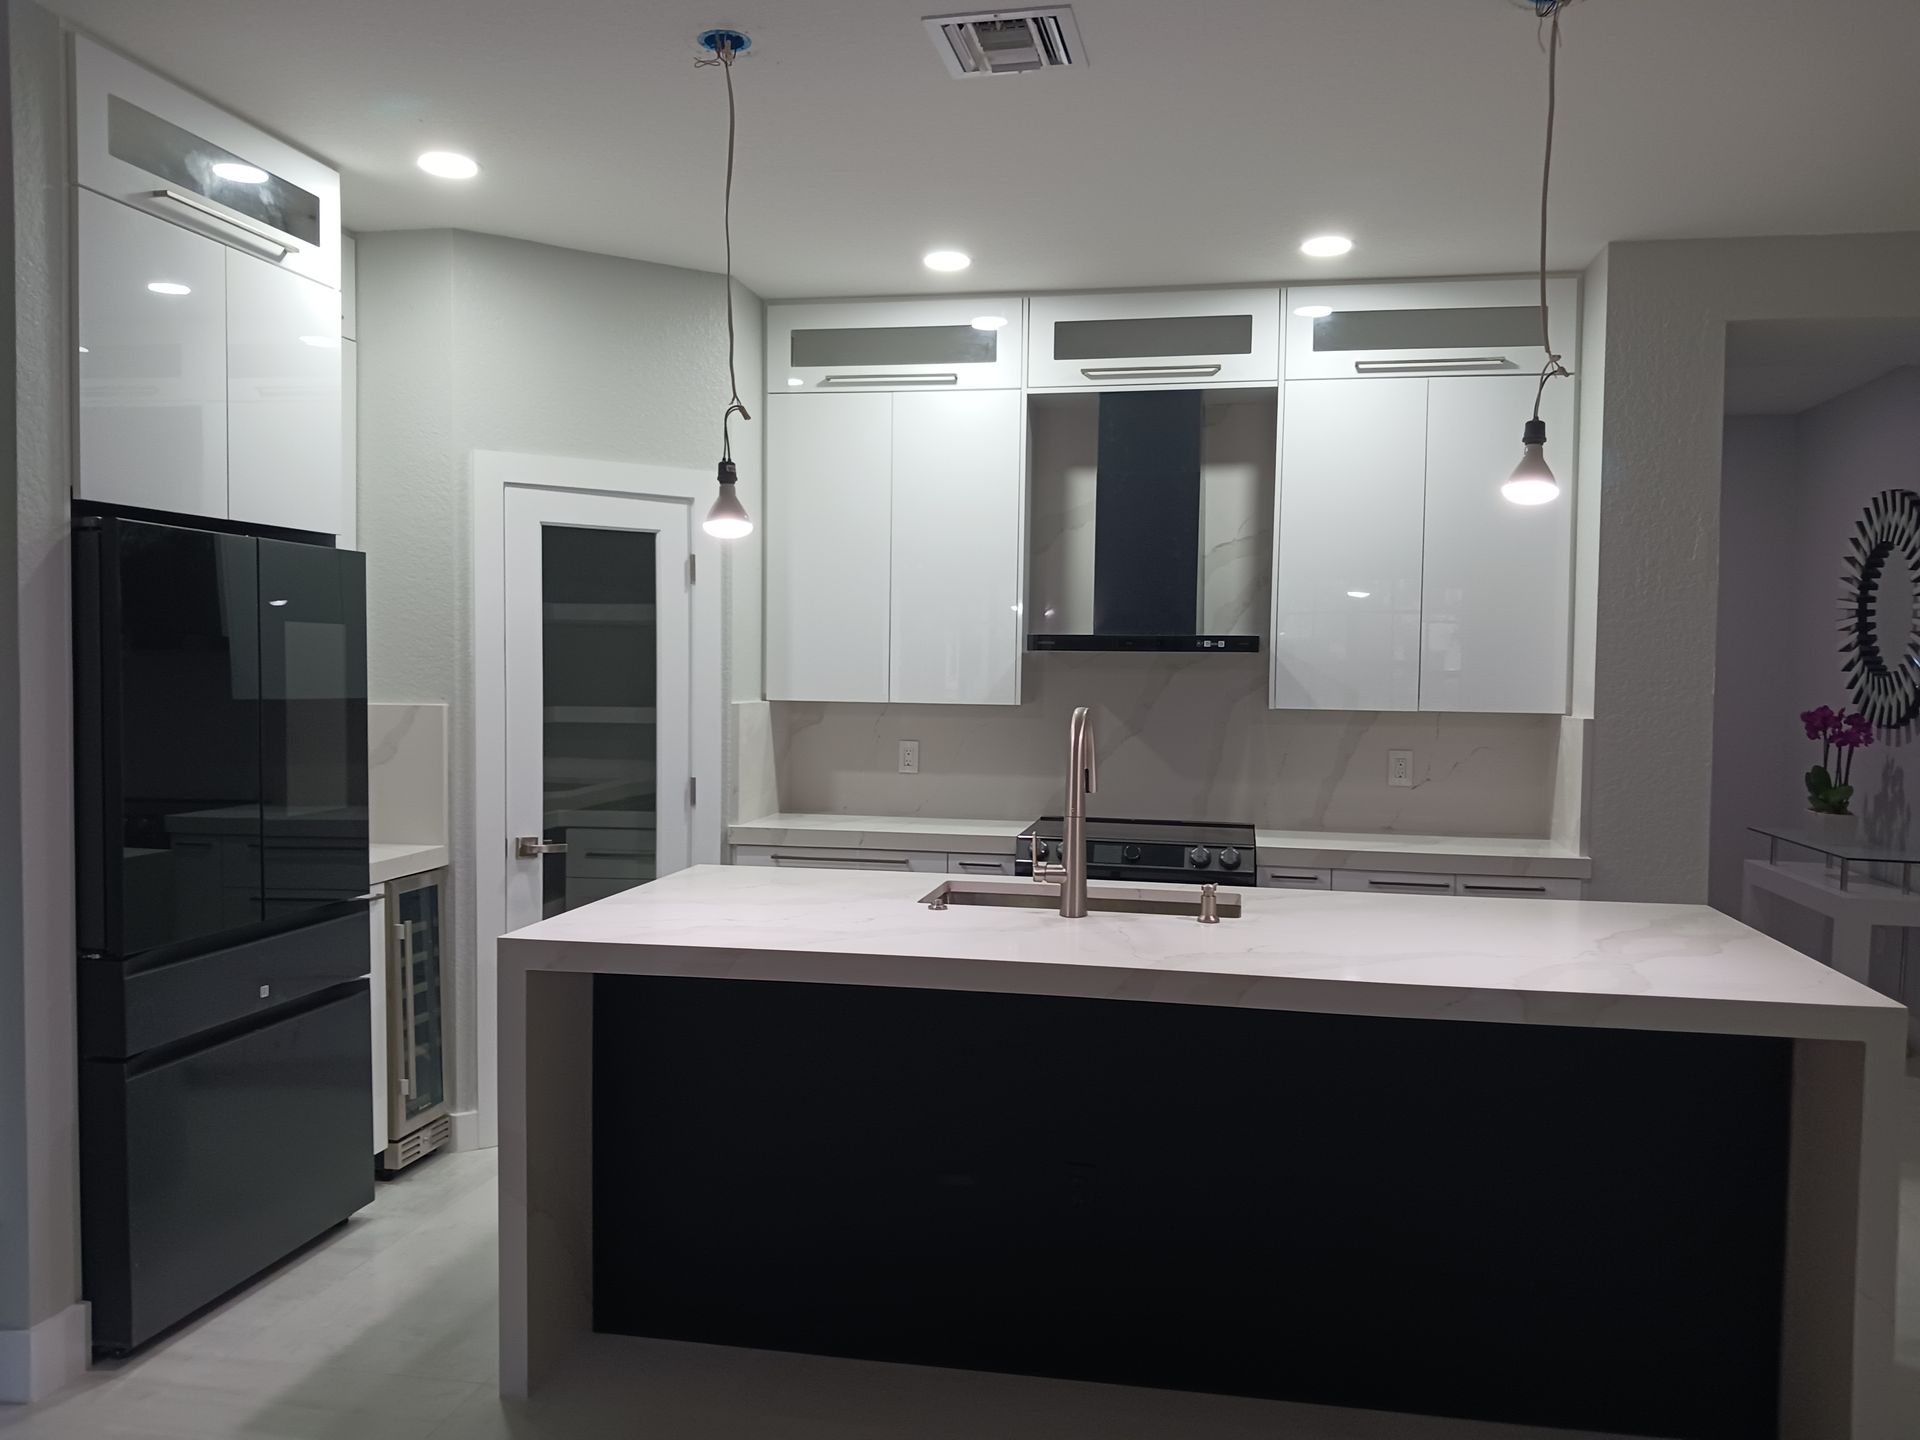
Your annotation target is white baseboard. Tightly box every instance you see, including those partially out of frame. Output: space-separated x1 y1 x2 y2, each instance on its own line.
448 1108 493 1152
0 1301 90 1404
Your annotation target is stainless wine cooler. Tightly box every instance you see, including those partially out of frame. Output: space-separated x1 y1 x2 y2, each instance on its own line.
380 868 450 1172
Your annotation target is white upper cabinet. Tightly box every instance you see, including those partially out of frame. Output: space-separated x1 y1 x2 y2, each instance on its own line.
889 391 1025 705
1027 288 1279 389
769 299 1023 393
74 37 341 291
1284 277 1577 381
1272 378 1427 711
77 189 229 518
226 250 344 536
765 391 895 702
1419 375 1574 713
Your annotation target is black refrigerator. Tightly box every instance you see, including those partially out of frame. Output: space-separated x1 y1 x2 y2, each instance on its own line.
74 512 374 1355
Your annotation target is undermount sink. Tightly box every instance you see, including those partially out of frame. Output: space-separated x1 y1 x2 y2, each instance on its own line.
919 878 1241 920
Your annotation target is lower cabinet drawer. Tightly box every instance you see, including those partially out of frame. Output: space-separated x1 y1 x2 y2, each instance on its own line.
948 853 1017 877
732 845 950 872
1456 876 1584 900
1258 867 1333 890
1332 870 1459 896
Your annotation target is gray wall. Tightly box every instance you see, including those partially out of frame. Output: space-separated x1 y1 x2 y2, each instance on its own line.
1586 234 1920 900
1 0 77 1355
356 229 764 1120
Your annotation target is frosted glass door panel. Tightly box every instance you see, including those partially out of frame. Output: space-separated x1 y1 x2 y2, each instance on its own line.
1420 376 1574 714
77 189 228 517
765 392 894 701
1272 379 1426 711
227 250 342 535
889 390 1024 705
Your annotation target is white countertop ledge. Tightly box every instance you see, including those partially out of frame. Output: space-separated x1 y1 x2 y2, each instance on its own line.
369 841 449 885
499 865 1900 1044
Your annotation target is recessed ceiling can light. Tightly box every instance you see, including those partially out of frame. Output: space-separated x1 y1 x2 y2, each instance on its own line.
147 281 191 295
1293 304 1333 318
923 249 971 272
211 161 269 184
1346 590 1371 599
416 150 480 179
970 314 1008 330
1300 235 1353 258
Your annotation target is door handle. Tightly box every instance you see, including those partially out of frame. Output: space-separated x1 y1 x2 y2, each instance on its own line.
1351 357 1515 374
516 836 569 858
819 373 960 385
148 188 297 260
1078 364 1223 380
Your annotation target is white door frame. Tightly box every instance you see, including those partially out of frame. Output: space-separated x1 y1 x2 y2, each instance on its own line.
472 450 724 1151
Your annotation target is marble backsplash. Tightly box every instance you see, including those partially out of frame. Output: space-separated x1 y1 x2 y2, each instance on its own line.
770 652 1561 836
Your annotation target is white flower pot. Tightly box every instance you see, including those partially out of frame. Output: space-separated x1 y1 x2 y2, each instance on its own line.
1805 809 1860 845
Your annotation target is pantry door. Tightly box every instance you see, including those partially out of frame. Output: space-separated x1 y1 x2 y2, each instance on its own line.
502 486 692 930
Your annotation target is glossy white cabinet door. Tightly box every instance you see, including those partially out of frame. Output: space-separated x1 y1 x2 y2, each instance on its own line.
889 390 1024 705
1283 277 1578 381
1271 379 1426 710
227 249 343 535
769 298 1024 392
77 189 229 517
1420 376 1574 713
766 391 894 701
1028 288 1280 389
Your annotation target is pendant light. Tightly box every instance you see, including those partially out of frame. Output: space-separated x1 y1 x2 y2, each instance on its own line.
698 29 754 540
1502 1 1576 507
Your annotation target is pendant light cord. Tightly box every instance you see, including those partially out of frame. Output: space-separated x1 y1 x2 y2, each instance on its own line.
700 40 751 462
1531 2 1571 423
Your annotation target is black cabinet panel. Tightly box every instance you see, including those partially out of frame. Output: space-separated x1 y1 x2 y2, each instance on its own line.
82 986 373 1354
258 539 368 908
77 519 263 957
594 978 1792 1440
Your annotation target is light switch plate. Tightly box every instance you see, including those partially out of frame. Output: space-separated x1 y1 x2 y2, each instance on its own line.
1387 750 1414 788
898 740 921 775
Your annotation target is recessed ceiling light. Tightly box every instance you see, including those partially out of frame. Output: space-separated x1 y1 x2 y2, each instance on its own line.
970 314 1008 330
1293 304 1333 318
78 346 89 354
146 281 191 295
267 599 289 607
1346 590 1371 599
923 249 971 272
299 334 340 348
786 377 804 387
417 150 480 180
211 161 269 184
1300 235 1354 258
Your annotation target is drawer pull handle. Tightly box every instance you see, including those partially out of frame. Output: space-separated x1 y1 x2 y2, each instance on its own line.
1461 883 1549 894
149 188 298 260
819 373 959 386
770 854 910 868
1352 357 1514 374
1078 364 1223 380
1367 879 1452 890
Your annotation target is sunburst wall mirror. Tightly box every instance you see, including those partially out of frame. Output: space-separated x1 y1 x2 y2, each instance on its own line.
1842 488 1920 734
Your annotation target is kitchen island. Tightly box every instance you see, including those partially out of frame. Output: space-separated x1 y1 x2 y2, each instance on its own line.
497 864 1905 1440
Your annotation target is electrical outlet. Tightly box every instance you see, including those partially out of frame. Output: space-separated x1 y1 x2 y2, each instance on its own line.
1387 749 1414 788
898 740 921 775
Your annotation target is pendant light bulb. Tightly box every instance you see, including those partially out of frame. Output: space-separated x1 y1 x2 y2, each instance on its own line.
703 459 753 539
1502 418 1560 506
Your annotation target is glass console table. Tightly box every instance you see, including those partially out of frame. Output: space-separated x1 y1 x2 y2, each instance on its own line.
1748 823 1920 893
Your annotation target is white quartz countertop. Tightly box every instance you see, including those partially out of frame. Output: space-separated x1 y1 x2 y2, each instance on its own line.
370 841 449 885
727 813 1590 878
499 864 1901 1044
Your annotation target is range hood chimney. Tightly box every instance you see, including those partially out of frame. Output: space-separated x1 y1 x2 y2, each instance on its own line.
1029 391 1259 653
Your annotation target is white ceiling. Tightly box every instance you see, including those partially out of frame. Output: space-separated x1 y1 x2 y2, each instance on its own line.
1724 319 1920 416
44 0 1920 299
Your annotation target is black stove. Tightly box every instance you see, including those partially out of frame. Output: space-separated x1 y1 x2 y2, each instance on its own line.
1015 817 1258 886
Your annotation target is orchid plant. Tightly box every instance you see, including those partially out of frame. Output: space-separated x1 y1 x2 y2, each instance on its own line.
1801 704 1874 815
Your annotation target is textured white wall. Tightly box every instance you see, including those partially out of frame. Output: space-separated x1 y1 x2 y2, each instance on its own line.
1587 234 1920 900
1 0 78 1358
356 230 764 1120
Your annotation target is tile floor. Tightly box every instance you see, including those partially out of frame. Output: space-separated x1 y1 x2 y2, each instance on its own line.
5 1077 1919 1440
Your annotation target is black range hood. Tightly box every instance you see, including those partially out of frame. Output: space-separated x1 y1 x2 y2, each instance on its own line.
1027 390 1258 654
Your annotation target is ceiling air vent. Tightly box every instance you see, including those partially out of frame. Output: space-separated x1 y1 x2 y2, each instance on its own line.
924 8 1084 77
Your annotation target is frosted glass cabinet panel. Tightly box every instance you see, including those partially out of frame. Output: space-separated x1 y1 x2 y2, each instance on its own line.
766 392 895 701
889 391 1025 705
1271 379 1427 710
1420 376 1574 713
77 189 229 517
227 249 342 536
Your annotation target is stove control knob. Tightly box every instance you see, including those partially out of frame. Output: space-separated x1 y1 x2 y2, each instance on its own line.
1122 844 1142 863
1189 846 1213 868
1218 846 1243 871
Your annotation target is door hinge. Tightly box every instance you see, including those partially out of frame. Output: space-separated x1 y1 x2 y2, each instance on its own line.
687 554 697 586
